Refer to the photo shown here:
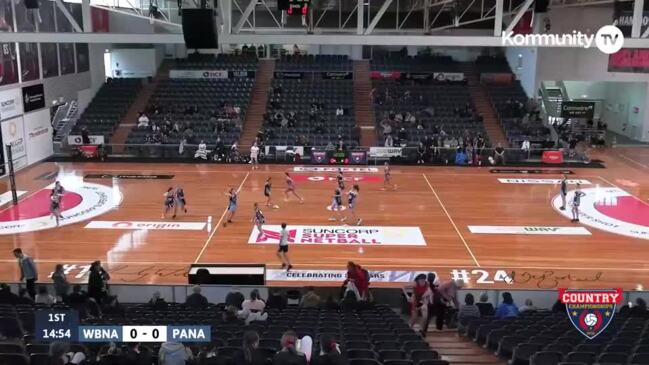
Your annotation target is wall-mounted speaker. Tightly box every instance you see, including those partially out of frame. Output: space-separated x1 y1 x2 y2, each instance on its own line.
181 9 218 49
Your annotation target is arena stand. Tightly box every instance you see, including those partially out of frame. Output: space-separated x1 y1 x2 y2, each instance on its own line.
69 79 143 144
477 56 551 148
123 56 256 156
262 54 358 147
371 55 488 148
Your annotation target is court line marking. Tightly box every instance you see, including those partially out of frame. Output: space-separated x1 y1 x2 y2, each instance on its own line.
2 259 648 271
616 153 649 169
422 173 481 267
192 172 250 263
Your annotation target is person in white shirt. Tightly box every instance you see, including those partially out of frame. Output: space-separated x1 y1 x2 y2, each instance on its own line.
384 134 394 147
137 113 150 128
335 106 344 117
276 222 293 271
250 143 260 170
241 289 266 312
521 138 531 158
35 286 56 305
194 140 210 160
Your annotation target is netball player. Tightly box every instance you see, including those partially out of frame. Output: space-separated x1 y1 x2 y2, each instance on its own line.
223 187 238 227
559 175 568 210
175 187 188 214
344 184 362 226
336 168 345 191
252 203 266 240
50 182 64 226
264 177 278 208
329 187 344 222
571 184 586 222
162 187 176 219
250 143 260 170
284 172 304 203
381 162 397 191
276 222 293 271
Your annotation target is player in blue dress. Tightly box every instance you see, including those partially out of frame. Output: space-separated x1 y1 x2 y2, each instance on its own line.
329 187 344 222
344 184 362 226
336 168 345 190
571 183 586 222
162 187 176 219
224 188 238 227
381 162 397 191
175 187 187 214
284 172 304 203
252 202 266 240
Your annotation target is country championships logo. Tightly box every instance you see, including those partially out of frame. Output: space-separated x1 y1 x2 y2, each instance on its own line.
502 25 624 54
559 288 622 339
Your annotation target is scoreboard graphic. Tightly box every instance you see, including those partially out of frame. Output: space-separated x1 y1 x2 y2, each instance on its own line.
35 310 210 342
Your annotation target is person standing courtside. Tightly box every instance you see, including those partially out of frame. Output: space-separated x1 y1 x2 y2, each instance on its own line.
559 175 568 211
277 223 293 272
13 248 38 299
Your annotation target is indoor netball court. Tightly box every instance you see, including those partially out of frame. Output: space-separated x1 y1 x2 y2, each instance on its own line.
0 147 647 290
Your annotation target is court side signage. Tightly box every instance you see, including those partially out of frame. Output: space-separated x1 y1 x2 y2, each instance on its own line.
86 221 206 231
498 178 592 184
85 174 175 180
292 175 382 183
293 166 379 173
266 269 431 283
469 226 591 235
249 225 427 246
369 147 403 158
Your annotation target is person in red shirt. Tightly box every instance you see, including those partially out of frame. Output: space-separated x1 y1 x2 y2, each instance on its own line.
403 274 432 334
343 261 369 301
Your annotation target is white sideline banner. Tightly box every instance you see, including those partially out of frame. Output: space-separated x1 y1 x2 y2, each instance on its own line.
86 221 207 231
468 226 591 235
249 225 426 246
266 269 431 283
498 178 592 184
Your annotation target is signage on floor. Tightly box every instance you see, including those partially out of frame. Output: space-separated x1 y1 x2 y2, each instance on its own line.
291 175 382 183
368 147 402 158
0 183 119 235
490 169 574 174
249 225 427 246
86 221 206 231
266 269 432 283
85 174 175 180
293 166 379 173
0 191 26 206
468 226 591 235
498 178 592 184
552 187 649 240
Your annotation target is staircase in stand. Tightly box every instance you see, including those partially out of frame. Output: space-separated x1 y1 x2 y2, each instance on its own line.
239 59 276 147
460 63 509 147
353 60 377 147
110 61 173 153
427 330 507 365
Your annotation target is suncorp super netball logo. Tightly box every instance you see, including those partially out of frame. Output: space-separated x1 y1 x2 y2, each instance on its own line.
502 25 624 54
559 288 622 339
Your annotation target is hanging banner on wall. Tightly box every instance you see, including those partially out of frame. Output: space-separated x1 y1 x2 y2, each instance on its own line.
0 88 24 121
321 71 353 80
24 109 53 165
1 116 28 171
274 71 303 79
168 70 229 79
613 10 649 37
22 84 45 112
561 101 595 119
67 135 105 145
228 70 256 78
608 49 649 73
370 71 401 80
433 72 466 82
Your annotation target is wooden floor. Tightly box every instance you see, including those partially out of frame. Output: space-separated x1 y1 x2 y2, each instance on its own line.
0 147 648 289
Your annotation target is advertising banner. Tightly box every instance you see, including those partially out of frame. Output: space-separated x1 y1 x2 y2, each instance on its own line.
274 71 304 79
248 225 427 246
560 101 595 119
22 84 45 112
68 135 105 145
321 71 353 80
369 147 402 158
168 70 228 79
24 109 53 165
0 88 23 121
